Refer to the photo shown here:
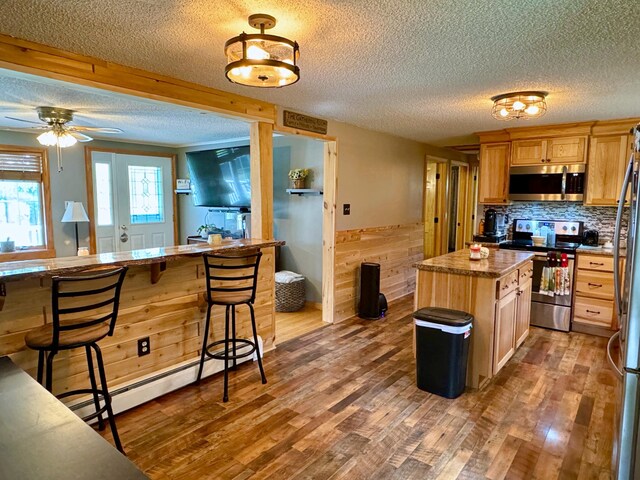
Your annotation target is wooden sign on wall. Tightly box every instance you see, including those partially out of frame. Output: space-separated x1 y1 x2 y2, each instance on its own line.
283 110 328 135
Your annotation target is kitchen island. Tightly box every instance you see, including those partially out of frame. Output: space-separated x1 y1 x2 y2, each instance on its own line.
0 239 283 409
414 249 534 389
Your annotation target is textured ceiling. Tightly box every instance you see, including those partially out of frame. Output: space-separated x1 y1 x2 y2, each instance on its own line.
0 69 250 147
0 1 639 146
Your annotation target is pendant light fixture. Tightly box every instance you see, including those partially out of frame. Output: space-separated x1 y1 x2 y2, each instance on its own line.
225 14 300 88
491 91 548 121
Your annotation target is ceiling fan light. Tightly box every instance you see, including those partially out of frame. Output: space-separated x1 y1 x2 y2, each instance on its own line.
225 14 300 88
37 130 58 146
57 132 77 148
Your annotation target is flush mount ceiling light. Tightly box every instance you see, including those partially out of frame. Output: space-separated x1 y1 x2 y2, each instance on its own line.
491 91 548 121
225 14 300 88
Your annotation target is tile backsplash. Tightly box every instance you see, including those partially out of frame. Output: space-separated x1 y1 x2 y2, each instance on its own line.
482 203 628 243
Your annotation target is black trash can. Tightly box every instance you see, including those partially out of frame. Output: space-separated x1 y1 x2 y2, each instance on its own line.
414 307 473 399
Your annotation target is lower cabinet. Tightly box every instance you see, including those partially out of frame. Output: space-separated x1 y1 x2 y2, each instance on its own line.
515 278 532 347
494 289 517 374
493 269 533 375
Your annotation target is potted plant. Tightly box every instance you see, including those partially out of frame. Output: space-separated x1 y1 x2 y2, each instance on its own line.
197 224 216 239
288 168 309 189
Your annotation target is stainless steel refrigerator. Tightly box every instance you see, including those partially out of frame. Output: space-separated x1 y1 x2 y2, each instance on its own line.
610 123 640 479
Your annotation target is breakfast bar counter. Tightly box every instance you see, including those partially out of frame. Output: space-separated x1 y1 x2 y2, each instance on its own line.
0 239 284 281
0 240 283 406
414 249 534 389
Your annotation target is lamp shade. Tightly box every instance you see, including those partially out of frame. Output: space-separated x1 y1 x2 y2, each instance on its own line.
61 201 89 223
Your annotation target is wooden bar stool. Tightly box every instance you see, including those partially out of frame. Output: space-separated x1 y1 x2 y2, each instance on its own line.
196 252 267 402
24 267 128 453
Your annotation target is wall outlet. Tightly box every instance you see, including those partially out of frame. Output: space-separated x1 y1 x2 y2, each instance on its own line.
343 204 351 215
137 337 151 357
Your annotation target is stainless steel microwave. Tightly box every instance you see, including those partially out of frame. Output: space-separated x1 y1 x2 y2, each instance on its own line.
508 164 585 201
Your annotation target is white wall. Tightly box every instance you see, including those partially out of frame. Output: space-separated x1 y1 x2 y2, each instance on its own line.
273 135 324 303
0 130 177 257
325 121 467 231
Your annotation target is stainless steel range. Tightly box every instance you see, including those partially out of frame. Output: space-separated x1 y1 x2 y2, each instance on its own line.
499 219 583 332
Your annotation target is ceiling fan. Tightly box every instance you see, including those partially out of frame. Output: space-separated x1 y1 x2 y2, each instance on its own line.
4 106 123 172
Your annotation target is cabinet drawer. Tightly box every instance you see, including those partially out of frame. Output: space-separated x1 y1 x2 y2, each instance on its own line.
575 270 615 300
497 269 519 299
577 254 614 273
573 296 614 328
518 263 533 283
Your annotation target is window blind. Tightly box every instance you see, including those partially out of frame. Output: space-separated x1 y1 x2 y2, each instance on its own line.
0 152 43 180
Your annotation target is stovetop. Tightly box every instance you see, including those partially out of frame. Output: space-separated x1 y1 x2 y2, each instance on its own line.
499 240 581 254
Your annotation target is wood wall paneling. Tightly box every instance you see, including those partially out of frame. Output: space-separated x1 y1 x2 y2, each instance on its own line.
1 252 276 398
334 223 424 323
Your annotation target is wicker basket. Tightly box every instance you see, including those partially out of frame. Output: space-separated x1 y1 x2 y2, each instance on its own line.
275 277 306 312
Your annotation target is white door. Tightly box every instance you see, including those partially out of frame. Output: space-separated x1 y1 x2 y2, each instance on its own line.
91 151 174 253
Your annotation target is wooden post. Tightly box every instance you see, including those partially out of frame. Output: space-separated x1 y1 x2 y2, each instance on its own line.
322 141 337 324
249 122 274 240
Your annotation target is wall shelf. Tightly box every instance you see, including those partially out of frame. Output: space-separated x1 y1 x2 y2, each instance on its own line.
286 188 323 196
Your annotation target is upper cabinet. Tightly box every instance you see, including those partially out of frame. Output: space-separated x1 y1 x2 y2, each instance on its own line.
479 143 510 204
511 136 587 166
584 134 632 206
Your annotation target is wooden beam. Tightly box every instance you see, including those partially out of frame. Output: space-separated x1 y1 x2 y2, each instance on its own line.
249 122 274 240
0 34 276 123
322 141 338 324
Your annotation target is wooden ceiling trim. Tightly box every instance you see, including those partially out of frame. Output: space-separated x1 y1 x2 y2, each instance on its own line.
0 34 276 123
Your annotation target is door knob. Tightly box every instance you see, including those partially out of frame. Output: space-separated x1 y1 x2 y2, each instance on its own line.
120 232 129 243
121 225 128 230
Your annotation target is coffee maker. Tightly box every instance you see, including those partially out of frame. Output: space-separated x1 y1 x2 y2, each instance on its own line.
473 209 507 243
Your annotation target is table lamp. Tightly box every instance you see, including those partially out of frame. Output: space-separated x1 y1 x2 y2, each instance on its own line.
61 201 89 254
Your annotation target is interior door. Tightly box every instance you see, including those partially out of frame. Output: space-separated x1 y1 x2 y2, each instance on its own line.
91 151 174 253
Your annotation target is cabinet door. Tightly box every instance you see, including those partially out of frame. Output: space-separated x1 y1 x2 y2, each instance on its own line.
585 135 630 206
546 136 587 164
479 143 510 204
511 139 547 166
494 289 517 374
515 278 532 347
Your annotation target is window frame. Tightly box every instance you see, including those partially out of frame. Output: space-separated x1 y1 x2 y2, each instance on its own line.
0 144 55 261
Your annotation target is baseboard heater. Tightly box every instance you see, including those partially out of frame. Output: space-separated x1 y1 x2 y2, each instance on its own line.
70 336 264 420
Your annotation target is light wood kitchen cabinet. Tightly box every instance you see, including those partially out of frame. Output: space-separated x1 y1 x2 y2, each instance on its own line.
573 253 622 332
494 289 517 374
511 136 587 166
515 278 532 347
546 136 587 164
494 268 532 374
478 142 510 204
511 139 546 166
585 134 631 206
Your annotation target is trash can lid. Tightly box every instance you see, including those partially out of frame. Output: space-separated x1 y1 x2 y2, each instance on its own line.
413 307 473 327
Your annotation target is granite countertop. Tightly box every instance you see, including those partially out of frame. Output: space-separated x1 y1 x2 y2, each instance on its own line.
414 249 534 278
464 241 501 249
0 239 284 281
576 246 627 257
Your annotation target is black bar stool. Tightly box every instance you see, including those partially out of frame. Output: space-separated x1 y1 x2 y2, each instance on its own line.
196 252 267 402
24 266 128 453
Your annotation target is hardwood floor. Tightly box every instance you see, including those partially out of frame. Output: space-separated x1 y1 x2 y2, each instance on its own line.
102 296 617 479
275 304 325 344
